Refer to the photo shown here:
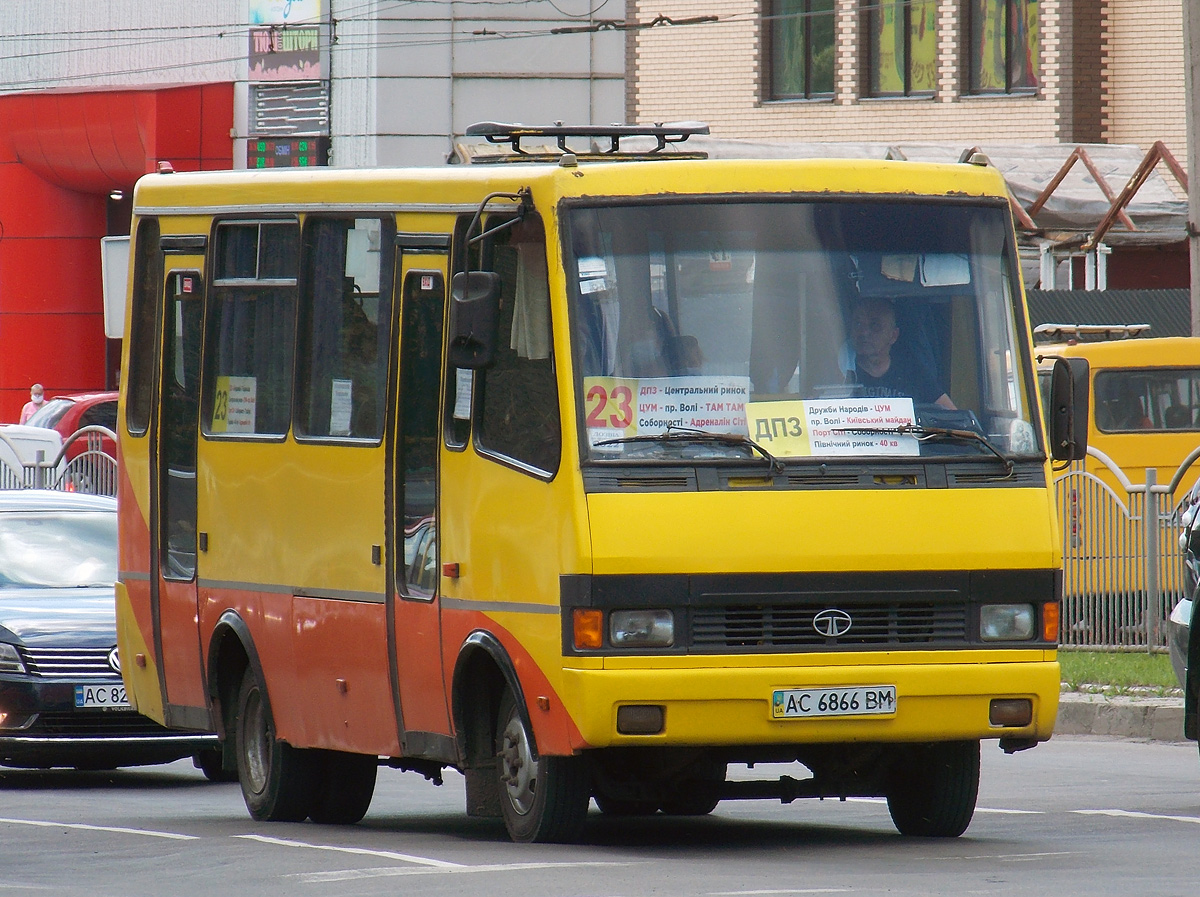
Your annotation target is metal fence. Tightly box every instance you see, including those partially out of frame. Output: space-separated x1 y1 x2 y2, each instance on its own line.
0 426 117 496
1054 445 1200 651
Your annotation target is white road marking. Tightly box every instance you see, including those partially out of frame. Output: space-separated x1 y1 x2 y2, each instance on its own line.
707 890 852 895
1073 808 1200 825
0 816 198 840
844 797 1041 814
293 861 639 883
234 833 464 867
924 851 1074 862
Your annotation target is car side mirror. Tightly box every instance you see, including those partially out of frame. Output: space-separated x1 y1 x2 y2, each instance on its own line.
1048 356 1089 461
448 271 502 370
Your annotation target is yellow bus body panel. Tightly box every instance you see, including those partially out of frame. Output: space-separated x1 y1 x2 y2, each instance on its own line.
587 488 1059 575
115 581 165 723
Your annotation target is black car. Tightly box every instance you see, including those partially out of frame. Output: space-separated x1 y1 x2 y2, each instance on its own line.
0 490 216 769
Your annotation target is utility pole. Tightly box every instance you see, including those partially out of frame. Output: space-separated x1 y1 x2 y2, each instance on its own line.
1187 0 1200 334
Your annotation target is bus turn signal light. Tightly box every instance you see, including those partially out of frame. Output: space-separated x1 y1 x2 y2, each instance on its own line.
573 609 603 650
1043 601 1060 642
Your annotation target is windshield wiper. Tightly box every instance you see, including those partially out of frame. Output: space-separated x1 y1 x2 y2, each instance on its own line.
832 423 1014 477
594 426 785 474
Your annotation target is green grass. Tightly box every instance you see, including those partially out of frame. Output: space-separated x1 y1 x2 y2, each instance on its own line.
1058 649 1181 696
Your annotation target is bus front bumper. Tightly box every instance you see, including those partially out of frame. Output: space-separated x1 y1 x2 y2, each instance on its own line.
559 657 1060 749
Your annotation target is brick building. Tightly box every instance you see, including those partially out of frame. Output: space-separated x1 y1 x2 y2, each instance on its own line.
625 1 1185 156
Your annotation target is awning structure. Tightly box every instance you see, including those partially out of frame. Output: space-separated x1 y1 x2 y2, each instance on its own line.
680 137 1188 250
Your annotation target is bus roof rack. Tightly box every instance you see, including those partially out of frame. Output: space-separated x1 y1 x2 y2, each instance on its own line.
1033 323 1152 343
461 121 710 163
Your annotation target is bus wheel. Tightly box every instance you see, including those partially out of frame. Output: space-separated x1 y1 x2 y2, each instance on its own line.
494 688 589 843
308 751 378 825
235 671 315 822
194 747 238 783
886 740 979 838
659 759 725 816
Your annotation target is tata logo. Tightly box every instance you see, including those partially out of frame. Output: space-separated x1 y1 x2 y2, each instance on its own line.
812 608 853 638
108 647 122 674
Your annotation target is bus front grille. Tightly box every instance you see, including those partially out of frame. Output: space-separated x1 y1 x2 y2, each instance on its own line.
689 602 968 650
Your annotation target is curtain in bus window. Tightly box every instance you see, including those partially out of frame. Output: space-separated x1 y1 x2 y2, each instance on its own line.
297 218 389 440
477 215 561 473
207 287 295 436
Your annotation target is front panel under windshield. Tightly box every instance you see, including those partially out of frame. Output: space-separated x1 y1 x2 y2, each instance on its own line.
566 199 1039 467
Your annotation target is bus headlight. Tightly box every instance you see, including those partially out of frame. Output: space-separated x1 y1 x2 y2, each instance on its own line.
0 643 26 674
610 610 674 648
980 604 1035 641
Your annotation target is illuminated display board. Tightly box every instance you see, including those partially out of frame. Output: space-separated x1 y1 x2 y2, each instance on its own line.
247 137 330 168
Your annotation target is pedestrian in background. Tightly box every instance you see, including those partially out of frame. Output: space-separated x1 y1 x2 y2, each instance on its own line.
19 383 44 424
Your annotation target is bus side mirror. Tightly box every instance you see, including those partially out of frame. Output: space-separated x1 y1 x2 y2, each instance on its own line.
448 271 502 369
1049 356 1089 461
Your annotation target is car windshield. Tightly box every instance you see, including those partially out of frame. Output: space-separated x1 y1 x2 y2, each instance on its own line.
23 398 74 429
0 510 117 588
565 199 1039 465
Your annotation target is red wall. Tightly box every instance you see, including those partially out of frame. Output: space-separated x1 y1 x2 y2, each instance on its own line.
0 84 233 422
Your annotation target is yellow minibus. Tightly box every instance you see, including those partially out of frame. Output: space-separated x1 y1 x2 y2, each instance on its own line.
116 123 1084 843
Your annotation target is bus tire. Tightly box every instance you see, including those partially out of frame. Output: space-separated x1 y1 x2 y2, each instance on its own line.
235 671 315 822
494 688 589 843
194 746 238 783
886 740 979 838
659 759 725 816
308 750 378 825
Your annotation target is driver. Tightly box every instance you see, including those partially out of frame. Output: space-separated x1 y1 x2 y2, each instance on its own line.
844 297 955 410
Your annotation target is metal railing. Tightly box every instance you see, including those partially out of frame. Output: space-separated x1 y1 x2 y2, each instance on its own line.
1054 444 1200 651
0 426 117 496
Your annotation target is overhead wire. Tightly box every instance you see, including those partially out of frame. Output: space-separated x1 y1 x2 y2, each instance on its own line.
0 2 874 92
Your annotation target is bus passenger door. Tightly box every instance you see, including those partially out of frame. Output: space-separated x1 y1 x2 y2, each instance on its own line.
152 259 207 728
388 236 453 754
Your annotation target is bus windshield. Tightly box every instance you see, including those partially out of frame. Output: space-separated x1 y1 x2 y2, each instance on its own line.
565 199 1040 465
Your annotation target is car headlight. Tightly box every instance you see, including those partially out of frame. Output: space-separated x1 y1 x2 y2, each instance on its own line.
610 610 675 648
980 604 1036 641
0 643 27 674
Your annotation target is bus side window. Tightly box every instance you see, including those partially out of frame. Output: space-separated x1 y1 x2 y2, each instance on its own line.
203 220 299 438
126 217 162 436
474 213 561 475
295 217 394 441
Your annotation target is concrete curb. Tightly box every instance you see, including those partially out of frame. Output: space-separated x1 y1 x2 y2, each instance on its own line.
1056 691 1186 742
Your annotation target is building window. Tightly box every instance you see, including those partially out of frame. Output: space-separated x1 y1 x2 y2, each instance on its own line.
969 0 1039 94
768 0 836 99
867 0 937 97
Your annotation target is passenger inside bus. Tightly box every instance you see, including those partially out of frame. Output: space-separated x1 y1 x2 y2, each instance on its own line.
1095 379 1152 431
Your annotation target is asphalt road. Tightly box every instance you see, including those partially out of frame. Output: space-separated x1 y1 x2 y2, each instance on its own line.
2 736 1198 897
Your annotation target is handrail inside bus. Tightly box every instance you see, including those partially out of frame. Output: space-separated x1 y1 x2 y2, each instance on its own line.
464 188 534 252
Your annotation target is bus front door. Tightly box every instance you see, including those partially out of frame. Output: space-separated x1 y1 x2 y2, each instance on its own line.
388 238 453 756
